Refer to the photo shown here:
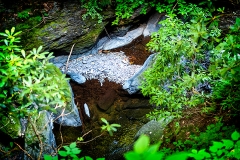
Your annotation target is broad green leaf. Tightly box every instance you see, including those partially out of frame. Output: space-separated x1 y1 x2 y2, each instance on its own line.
165 152 189 160
231 131 240 141
58 151 68 157
124 151 142 160
71 148 81 154
63 146 70 152
209 146 218 153
134 135 149 154
69 142 77 149
0 81 5 87
147 143 161 153
96 158 105 160
81 156 93 160
222 139 234 149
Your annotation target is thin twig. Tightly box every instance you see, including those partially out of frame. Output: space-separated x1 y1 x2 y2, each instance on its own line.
104 26 111 39
82 130 92 138
77 132 104 144
57 121 64 151
171 0 178 13
65 43 76 74
14 142 34 160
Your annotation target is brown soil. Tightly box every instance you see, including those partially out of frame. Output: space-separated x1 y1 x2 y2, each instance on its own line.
112 35 151 65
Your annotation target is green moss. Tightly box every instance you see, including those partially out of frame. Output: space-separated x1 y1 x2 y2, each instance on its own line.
0 115 21 139
72 22 106 50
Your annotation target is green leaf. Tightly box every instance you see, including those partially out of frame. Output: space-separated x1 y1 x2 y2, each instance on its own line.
69 142 77 149
222 139 234 149
58 151 68 157
111 124 121 127
13 31 22 37
134 135 149 154
124 151 142 160
10 27 15 35
231 131 240 141
4 39 8 46
21 50 26 58
165 152 189 160
101 118 108 124
63 146 70 152
71 148 81 155
146 152 164 160
82 156 93 160
96 158 105 160
5 29 10 36
147 143 161 153
0 104 7 108
37 46 43 54
0 81 5 87
0 32 8 37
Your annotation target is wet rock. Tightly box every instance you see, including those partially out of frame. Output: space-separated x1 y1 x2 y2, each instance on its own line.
103 25 146 50
135 117 173 144
84 103 91 118
54 81 82 127
97 89 116 111
0 115 21 139
143 12 165 37
67 72 86 84
123 53 156 94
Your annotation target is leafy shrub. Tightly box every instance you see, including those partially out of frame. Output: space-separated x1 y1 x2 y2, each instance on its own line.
210 17 240 112
17 9 31 19
0 27 69 130
124 130 240 160
139 5 218 115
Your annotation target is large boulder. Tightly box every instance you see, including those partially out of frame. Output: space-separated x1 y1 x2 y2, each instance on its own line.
135 116 174 144
123 53 156 94
23 1 114 55
46 64 81 127
25 111 56 159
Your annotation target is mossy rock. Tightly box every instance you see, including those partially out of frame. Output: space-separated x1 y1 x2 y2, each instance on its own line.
25 111 56 159
0 115 21 139
45 64 81 126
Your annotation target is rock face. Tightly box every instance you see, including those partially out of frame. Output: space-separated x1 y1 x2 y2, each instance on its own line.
123 53 156 94
23 1 114 55
102 25 146 50
25 111 56 160
135 116 174 144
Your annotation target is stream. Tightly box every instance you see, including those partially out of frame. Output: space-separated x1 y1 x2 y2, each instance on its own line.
53 35 154 159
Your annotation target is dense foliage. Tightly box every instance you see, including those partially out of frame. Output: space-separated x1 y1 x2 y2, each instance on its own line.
0 27 70 135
